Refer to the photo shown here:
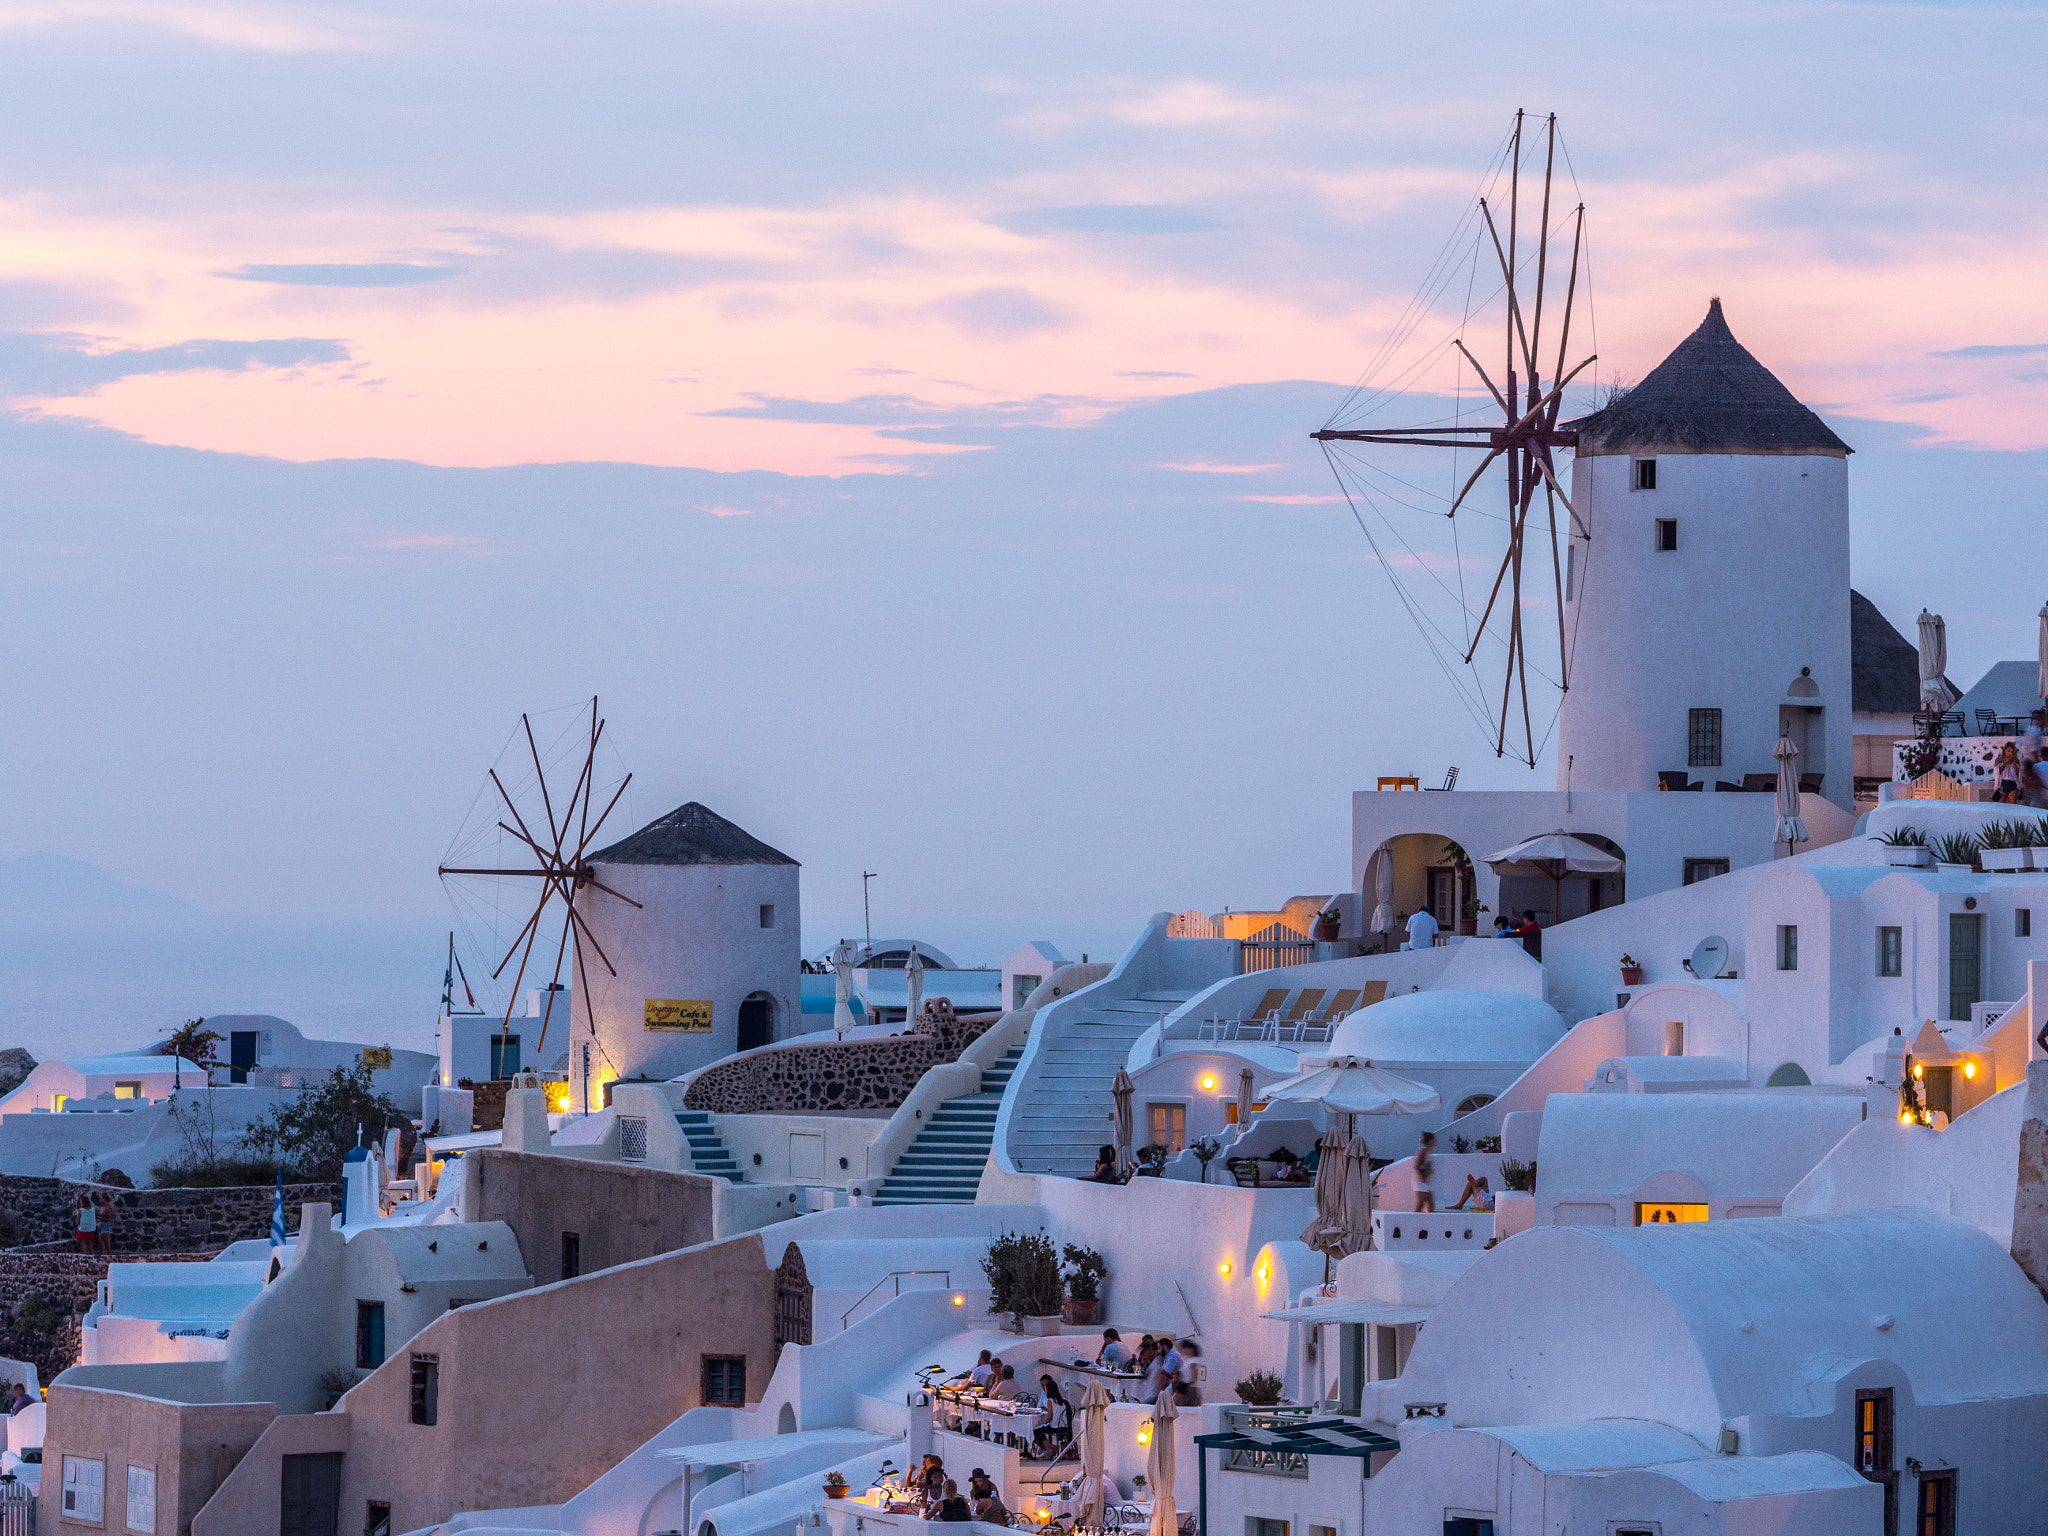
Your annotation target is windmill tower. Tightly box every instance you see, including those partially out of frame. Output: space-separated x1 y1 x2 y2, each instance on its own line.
1558 300 1853 809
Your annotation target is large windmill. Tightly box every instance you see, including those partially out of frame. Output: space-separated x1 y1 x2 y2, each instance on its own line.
1315 110 1596 768
438 698 639 1068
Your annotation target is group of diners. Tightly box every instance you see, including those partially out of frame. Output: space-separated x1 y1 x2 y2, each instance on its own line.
1078 1328 1202 1405
903 1454 1011 1524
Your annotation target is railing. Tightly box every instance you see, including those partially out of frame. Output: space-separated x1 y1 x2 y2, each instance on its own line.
1216 1405 1318 1478
1240 939 1315 975
0 1477 30 1536
841 1269 952 1329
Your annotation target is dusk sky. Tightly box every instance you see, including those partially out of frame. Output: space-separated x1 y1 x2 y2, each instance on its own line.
3 0 2046 1042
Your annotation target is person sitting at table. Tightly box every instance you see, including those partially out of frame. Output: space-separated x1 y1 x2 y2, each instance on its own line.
951 1349 995 1389
912 1455 946 1504
1137 1340 1170 1404
1088 1144 1121 1182
1170 1338 1201 1406
1036 1376 1072 1455
988 1363 1026 1401
1095 1328 1131 1369
934 1479 973 1522
1451 1173 1494 1211
968 1470 1009 1523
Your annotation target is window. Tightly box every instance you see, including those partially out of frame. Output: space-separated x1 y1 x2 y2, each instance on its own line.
1687 708 1722 768
759 904 775 929
356 1301 386 1368
63 1455 104 1521
1248 1521 1289 1536
114 1081 142 1100
1147 1102 1186 1153
1635 1203 1708 1225
489 1033 521 1080
561 1231 581 1280
1776 925 1798 971
703 1355 747 1404
366 1501 393 1536
1013 974 1043 1010
1656 518 1678 551
1878 926 1903 977
1684 858 1730 885
409 1354 439 1426
2020 908 2033 938
126 1464 156 1533
1632 457 1657 490
618 1115 648 1162
1917 1470 1956 1536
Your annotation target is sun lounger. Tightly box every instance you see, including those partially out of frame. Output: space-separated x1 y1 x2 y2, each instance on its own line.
1295 988 1363 1043
1267 989 1326 1042
1202 986 1288 1041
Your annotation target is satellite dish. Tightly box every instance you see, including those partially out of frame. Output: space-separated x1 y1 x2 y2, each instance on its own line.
1689 936 1730 981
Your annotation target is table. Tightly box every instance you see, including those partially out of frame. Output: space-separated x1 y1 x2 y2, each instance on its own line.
933 1385 1049 1448
1036 1357 1151 1402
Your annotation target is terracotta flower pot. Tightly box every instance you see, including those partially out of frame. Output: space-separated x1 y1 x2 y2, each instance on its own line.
1063 1296 1099 1325
1619 966 1644 986
1458 920 1477 937
825 1485 850 1499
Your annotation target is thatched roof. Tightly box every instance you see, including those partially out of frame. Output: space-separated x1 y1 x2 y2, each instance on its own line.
1851 590 1920 714
590 801 798 866
1568 299 1850 456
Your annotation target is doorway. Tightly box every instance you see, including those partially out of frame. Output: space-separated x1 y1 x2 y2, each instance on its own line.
738 994 775 1052
1425 866 1458 928
489 1034 521 1080
230 1030 258 1083
280 1451 342 1536
1948 914 1982 1021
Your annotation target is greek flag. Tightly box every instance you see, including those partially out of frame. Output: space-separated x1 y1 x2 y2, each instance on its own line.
269 1168 287 1249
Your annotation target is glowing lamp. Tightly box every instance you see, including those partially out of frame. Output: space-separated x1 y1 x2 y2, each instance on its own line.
1255 1263 1269 1285
1899 1110 1914 1124
1964 1060 1977 1080
1137 1422 1153 1445
1912 1063 1924 1080
1200 1074 1218 1091
1036 1512 1053 1524
952 1294 965 1307
1218 1261 1231 1276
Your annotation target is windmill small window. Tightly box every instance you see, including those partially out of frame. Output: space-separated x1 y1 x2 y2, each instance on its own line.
1656 518 1678 551
1633 457 1658 490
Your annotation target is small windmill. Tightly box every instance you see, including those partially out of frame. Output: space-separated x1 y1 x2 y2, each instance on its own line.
1315 110 1595 767
438 698 640 1065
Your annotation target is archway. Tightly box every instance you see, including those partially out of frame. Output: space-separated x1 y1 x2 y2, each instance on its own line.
738 992 778 1052
777 1401 798 1434
1766 1061 1812 1088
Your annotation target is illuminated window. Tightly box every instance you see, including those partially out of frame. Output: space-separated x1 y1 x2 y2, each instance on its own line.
1917 1469 1956 1536
1878 927 1902 977
1147 1103 1186 1153
115 1081 142 1100
1634 1203 1708 1225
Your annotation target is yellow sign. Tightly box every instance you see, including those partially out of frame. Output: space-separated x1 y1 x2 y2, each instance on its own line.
645 999 713 1033
360 1047 393 1070
1636 1202 1709 1226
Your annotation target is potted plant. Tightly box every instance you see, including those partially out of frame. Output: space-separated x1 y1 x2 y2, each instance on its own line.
1062 1244 1107 1324
982 1229 1065 1333
1234 1368 1285 1406
1931 831 1980 872
1191 1135 1222 1183
1314 906 1342 941
1459 896 1488 938
1134 1143 1169 1177
1980 819 2032 872
1875 827 1932 867
823 1472 851 1500
1619 953 1644 987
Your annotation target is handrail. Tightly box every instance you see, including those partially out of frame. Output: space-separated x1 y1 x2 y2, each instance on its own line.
841 1269 952 1329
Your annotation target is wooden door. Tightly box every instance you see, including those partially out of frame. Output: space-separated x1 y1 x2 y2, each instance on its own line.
280 1452 342 1536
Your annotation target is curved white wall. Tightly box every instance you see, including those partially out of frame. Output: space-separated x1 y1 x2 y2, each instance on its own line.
1560 449 1851 810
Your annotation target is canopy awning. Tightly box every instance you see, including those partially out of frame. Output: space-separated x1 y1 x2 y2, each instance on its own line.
654 1428 891 1468
1260 1300 1433 1326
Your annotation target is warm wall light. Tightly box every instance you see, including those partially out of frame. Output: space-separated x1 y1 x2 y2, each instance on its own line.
1255 1262 1270 1285
1137 1422 1153 1445
1200 1074 1218 1091
952 1294 965 1307
1218 1261 1231 1276
1964 1060 1977 1079
1912 1063 1924 1080
1899 1109 1914 1124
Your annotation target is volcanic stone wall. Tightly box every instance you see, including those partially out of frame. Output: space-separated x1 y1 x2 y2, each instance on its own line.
0 1250 221 1384
0 1175 340 1253
682 1009 999 1113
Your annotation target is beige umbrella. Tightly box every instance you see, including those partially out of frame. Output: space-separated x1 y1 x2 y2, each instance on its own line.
1369 842 1394 937
1112 1068 1135 1177
1484 830 1623 927
1773 731 1808 847
1076 1379 1113 1528
1300 1123 1351 1266
1917 609 1959 712
1261 1057 1441 1118
1336 1133 1375 1256
1145 1386 1178 1536
1236 1068 1255 1133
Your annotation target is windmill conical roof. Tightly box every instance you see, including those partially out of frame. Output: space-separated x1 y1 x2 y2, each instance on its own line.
1568 299 1850 456
589 801 798 866
1851 590 1920 714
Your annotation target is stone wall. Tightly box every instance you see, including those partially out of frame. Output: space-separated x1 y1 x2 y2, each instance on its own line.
0 1174 340 1252
682 1007 1001 1113
0 1250 218 1384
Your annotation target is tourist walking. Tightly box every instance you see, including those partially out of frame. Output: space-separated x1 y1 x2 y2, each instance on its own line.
1415 1131 1437 1213
95 1193 115 1255
75 1192 96 1253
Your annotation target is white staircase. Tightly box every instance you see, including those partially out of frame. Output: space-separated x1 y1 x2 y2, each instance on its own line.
1006 992 1193 1178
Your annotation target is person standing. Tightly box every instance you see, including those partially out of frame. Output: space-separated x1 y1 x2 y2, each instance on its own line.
74 1192 96 1254
95 1193 115 1256
1414 1131 1437 1214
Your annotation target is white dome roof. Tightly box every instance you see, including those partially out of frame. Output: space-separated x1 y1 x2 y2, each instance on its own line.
1329 989 1566 1064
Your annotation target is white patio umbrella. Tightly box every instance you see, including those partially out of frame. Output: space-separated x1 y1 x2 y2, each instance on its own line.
1261 1056 1441 1119
1773 731 1808 847
1484 830 1623 926
1236 1068 1255 1132
1146 1386 1179 1536
831 940 857 1036
1369 842 1395 938
1076 1379 1113 1529
903 945 926 1030
2037 601 2048 706
1112 1068 1136 1177
1917 609 1959 711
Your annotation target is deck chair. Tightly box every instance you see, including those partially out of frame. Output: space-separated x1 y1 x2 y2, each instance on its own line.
1742 773 1778 793
1268 988 1326 1042
1357 980 1389 1008
1206 987 1287 1042
1297 988 1362 1043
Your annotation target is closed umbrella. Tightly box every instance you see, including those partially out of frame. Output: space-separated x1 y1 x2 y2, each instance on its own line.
1146 1386 1179 1536
1773 731 1808 847
2037 601 2048 706
1076 1379 1113 1529
1300 1122 1351 1262
1337 1134 1375 1256
1484 830 1623 927
1369 843 1394 937
1112 1068 1135 1177
1917 609 1959 712
831 940 857 1037
904 945 926 1030
1236 1069 1255 1134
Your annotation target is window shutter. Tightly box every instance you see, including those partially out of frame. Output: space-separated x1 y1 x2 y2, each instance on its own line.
619 1116 648 1162
127 1464 157 1532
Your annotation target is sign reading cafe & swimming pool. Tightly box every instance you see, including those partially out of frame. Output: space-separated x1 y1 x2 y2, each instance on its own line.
645 999 713 1032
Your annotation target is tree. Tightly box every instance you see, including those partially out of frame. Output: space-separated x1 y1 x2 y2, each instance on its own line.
163 1018 222 1065
239 1058 404 1182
